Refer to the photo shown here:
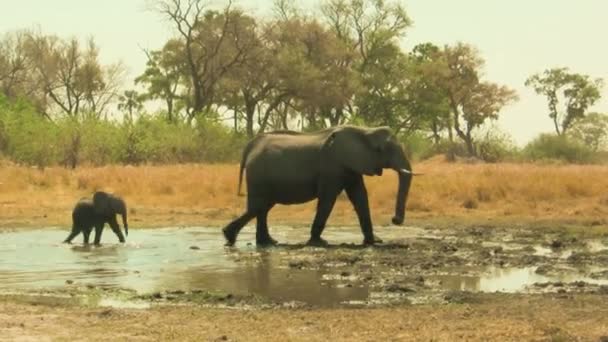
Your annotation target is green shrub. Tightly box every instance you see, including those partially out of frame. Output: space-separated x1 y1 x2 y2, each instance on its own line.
475 129 520 163
399 132 435 161
0 97 59 168
119 114 200 164
195 117 247 163
523 133 596 163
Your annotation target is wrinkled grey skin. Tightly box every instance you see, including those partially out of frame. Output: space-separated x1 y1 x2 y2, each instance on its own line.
222 125 415 247
63 191 129 245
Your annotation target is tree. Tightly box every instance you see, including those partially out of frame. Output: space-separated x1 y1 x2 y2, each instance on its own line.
425 43 518 156
525 67 603 136
23 32 125 119
154 0 259 121
0 30 47 113
321 0 411 67
135 39 185 123
406 43 451 143
568 112 608 151
117 90 144 122
321 0 412 129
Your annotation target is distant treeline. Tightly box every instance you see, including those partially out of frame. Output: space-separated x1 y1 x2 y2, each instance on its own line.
0 0 605 167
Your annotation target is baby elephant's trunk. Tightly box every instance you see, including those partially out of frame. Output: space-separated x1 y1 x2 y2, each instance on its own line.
121 209 128 236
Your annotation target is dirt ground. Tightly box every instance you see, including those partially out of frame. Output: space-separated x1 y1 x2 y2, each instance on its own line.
2 294 608 341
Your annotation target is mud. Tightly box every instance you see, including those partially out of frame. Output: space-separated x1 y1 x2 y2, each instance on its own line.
1 225 608 308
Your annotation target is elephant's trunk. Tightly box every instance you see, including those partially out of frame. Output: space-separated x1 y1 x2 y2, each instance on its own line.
122 210 128 236
390 144 413 225
392 171 412 225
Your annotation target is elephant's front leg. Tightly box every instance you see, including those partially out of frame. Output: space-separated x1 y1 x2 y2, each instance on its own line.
307 184 341 246
345 175 379 245
108 217 126 243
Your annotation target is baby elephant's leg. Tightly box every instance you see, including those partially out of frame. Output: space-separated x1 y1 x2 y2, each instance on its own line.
63 225 80 244
83 228 91 245
93 222 105 245
108 217 125 243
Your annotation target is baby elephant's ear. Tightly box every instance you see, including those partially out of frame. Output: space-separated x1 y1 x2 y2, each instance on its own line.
92 191 110 215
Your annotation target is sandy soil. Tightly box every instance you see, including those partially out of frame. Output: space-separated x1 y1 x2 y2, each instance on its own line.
2 294 608 341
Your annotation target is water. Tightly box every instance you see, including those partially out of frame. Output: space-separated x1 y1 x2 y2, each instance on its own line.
432 266 608 293
0 226 396 306
1 226 607 307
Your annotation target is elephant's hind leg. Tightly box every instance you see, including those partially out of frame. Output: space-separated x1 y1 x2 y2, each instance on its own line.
256 206 277 246
222 211 256 246
63 226 80 244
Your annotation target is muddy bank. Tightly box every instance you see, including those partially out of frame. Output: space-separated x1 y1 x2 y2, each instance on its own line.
1 225 608 309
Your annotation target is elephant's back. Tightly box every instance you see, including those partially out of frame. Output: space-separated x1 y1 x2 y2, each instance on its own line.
245 134 322 184
73 199 94 213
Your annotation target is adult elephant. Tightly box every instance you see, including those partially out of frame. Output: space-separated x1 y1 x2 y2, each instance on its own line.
222 125 417 247
63 191 129 245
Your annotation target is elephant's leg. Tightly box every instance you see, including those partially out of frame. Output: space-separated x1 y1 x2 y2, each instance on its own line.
93 223 104 245
108 217 126 243
63 225 80 244
223 194 266 246
308 186 340 246
256 205 277 246
83 228 91 245
222 212 256 246
345 175 379 245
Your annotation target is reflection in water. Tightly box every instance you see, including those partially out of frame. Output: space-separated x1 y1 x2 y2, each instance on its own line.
163 251 369 306
432 266 608 293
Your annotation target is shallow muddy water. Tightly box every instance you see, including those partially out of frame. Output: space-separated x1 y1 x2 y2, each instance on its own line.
1 226 607 307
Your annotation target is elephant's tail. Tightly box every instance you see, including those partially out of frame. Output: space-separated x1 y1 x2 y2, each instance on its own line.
237 153 247 197
237 145 248 197
237 137 258 197
237 161 245 197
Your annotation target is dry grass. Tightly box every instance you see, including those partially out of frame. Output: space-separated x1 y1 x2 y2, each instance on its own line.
1 155 607 228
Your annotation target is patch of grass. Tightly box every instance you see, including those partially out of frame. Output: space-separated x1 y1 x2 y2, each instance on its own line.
0 157 607 228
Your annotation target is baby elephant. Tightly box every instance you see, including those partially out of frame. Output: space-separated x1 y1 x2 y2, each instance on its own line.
63 191 129 245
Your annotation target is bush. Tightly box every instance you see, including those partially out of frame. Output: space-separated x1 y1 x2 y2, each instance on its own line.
0 97 59 168
195 117 247 163
475 128 519 163
119 114 200 164
523 133 596 164
399 132 435 161
418 139 469 161
0 95 247 167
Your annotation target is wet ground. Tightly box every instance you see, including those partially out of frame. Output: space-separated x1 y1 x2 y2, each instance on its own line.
1 225 608 309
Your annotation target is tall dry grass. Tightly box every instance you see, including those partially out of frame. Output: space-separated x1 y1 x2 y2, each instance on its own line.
1 156 607 228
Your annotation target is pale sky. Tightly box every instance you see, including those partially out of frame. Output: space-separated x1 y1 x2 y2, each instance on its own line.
1 0 607 145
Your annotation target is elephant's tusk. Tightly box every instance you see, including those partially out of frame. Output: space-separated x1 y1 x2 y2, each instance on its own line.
399 169 424 176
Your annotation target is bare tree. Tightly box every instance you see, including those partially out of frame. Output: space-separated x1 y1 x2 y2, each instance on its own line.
154 0 258 122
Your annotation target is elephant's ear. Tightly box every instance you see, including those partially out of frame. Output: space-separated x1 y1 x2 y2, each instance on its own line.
364 126 393 152
92 191 110 215
110 196 125 213
322 126 388 176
